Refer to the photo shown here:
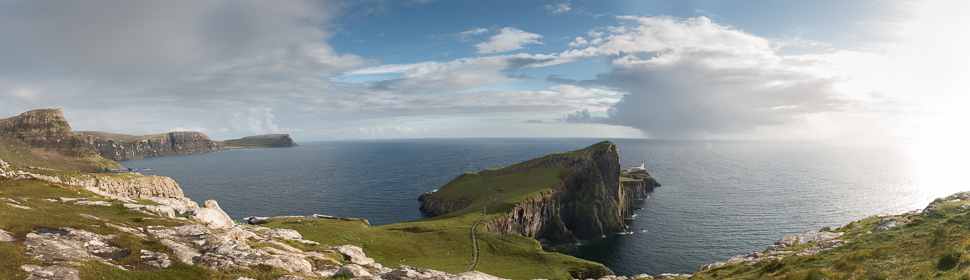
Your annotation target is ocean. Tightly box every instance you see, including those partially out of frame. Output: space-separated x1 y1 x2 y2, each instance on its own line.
120 138 969 275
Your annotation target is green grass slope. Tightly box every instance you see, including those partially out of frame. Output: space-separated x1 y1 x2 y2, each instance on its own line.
694 198 970 279
0 137 122 172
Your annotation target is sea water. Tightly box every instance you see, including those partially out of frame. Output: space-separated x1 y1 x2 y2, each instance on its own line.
121 138 969 275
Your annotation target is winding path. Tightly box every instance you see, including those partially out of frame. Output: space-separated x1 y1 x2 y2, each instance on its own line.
467 174 499 272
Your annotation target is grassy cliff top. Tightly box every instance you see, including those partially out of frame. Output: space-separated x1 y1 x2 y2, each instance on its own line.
217 134 297 150
76 131 171 143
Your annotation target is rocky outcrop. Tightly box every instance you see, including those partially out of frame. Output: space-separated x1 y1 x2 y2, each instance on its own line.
483 189 577 243
191 200 236 229
1 168 184 199
621 170 660 200
78 131 224 160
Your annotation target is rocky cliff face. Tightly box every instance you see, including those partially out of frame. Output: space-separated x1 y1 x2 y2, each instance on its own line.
423 141 655 244
0 109 101 159
80 131 224 160
1 109 224 165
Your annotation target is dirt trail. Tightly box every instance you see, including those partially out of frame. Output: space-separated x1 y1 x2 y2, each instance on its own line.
467 174 499 272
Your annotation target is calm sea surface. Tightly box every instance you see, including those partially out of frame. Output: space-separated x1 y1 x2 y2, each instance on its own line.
120 138 969 275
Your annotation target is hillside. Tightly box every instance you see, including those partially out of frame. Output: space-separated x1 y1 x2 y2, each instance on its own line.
0 109 123 172
690 192 970 279
217 134 298 150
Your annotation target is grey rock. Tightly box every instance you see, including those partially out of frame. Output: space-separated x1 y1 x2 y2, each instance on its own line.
334 264 372 277
23 228 128 263
654 273 691 279
796 239 845 256
0 229 15 242
796 230 843 244
697 261 726 272
126 250 171 270
190 200 235 229
274 276 306 280
20 264 80 280
333 245 375 265
74 200 111 206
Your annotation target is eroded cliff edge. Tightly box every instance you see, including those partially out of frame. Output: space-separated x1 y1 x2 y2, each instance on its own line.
419 141 659 244
0 109 225 170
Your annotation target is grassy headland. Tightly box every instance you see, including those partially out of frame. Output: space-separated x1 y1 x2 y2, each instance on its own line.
217 134 298 150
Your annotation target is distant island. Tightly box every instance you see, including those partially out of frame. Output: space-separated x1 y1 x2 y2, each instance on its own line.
217 134 298 150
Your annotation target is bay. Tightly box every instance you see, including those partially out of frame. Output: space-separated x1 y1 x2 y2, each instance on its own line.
121 138 969 275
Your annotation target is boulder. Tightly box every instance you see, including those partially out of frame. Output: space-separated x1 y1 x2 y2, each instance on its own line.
796 239 845 256
0 229 15 242
74 200 111 206
334 264 372 277
191 200 235 229
333 245 375 265
20 264 80 280
23 228 128 263
697 261 726 272
127 250 172 270
873 217 908 233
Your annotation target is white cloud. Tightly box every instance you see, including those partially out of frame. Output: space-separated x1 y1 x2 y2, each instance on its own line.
545 1 571 14
346 62 435 75
394 53 573 91
460 28 489 36
557 16 857 138
475 27 543 54
227 108 280 135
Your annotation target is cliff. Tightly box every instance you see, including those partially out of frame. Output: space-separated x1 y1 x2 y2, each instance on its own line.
217 134 298 150
77 131 224 160
0 109 122 172
419 141 654 244
621 169 661 200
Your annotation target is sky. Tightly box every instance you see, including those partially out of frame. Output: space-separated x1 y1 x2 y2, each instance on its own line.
0 0 967 141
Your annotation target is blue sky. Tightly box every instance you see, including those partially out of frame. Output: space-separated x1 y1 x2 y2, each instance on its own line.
0 0 966 141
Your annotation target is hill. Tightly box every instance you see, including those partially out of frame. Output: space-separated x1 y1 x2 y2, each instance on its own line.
217 134 298 150
0 109 123 172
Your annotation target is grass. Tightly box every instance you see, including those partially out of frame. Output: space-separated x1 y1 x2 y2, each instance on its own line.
692 199 970 279
259 213 606 280
0 138 123 172
76 131 170 143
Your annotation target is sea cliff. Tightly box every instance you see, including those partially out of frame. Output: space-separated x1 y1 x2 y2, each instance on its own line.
78 131 224 160
420 141 652 244
0 109 225 171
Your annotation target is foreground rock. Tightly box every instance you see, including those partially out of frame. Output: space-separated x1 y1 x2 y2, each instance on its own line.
190 200 235 229
20 264 80 280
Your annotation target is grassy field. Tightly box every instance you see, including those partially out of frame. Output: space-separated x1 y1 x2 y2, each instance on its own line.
261 210 606 280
